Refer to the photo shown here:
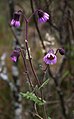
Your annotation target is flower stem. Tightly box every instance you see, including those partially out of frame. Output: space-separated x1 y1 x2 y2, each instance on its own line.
55 48 59 55
25 20 40 86
30 0 46 52
21 49 33 90
28 9 38 22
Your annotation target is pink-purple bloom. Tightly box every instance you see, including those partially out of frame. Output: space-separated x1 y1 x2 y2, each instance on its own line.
11 12 21 27
10 48 20 62
38 10 49 23
43 49 57 65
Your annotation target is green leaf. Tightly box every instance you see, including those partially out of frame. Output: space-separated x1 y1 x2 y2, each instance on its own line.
39 79 49 90
48 117 51 119
20 92 46 106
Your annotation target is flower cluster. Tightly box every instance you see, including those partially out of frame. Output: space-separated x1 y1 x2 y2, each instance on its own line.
10 9 65 65
10 10 50 62
43 48 65 65
10 10 49 28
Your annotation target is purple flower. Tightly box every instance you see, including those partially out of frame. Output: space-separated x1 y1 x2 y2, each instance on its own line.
10 48 20 62
38 10 49 23
43 49 57 65
10 12 21 27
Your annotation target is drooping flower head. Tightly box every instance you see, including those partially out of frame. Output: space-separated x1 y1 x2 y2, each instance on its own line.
11 11 21 27
43 49 57 65
38 10 49 23
10 48 20 62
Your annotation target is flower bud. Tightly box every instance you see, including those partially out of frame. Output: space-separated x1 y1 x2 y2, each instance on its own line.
59 48 65 55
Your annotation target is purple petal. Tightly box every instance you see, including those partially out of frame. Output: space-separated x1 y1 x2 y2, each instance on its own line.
15 21 20 27
11 19 15 26
44 16 49 21
50 56 57 64
48 49 54 54
43 52 57 65
11 56 17 62
38 17 46 23
44 13 49 17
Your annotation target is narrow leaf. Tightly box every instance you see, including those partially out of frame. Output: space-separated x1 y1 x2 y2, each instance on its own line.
39 79 49 90
20 92 46 106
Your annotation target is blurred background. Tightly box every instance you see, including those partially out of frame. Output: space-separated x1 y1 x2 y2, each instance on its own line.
0 0 74 119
